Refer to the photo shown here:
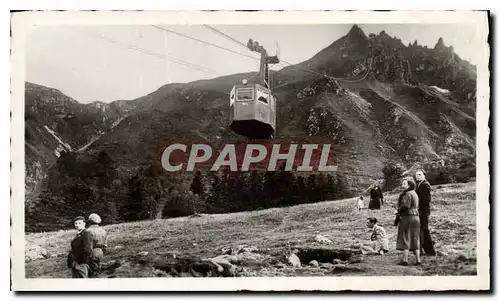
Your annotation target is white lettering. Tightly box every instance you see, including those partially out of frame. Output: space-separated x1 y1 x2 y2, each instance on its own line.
186 144 212 171
211 144 238 171
268 144 297 171
161 144 186 172
297 144 318 171
318 144 338 171
241 144 267 171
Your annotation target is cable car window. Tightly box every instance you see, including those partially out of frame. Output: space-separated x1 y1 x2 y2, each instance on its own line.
237 88 254 101
258 96 268 104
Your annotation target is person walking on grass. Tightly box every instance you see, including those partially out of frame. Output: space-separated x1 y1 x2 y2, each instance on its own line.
415 170 437 256
395 178 421 266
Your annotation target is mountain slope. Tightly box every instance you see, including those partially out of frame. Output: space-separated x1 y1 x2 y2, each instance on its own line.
25 82 127 200
25 25 477 231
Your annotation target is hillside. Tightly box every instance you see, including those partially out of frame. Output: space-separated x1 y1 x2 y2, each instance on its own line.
25 25 477 232
25 182 477 278
24 82 127 200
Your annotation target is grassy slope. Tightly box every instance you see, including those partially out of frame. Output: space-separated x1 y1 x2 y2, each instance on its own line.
25 182 476 278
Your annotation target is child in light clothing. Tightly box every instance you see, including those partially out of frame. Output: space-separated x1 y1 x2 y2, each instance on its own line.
357 197 364 211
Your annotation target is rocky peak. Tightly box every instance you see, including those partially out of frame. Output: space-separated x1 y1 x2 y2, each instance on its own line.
341 24 369 54
346 25 367 41
434 37 447 52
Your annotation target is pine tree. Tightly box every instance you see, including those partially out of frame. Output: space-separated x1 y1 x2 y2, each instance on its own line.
207 171 226 213
333 174 350 199
296 176 307 204
235 172 251 211
249 171 264 210
106 201 119 224
121 176 146 221
325 173 336 199
306 174 318 203
316 172 327 201
263 171 278 208
276 164 297 206
190 171 204 196
225 172 243 212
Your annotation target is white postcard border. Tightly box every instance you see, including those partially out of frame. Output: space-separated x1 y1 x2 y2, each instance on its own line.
10 10 491 291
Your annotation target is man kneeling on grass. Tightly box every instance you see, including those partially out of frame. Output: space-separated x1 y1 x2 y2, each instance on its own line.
360 217 389 255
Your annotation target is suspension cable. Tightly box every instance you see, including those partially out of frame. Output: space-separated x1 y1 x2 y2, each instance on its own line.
151 25 260 62
75 28 216 74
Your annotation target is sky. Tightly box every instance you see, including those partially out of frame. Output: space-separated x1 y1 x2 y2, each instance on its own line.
25 23 482 104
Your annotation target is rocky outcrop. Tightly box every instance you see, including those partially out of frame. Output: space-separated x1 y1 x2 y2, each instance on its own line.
362 33 476 106
305 107 346 144
25 243 49 262
297 77 347 99
94 245 364 278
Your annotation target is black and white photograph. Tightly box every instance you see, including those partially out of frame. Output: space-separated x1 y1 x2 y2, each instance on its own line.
10 10 490 291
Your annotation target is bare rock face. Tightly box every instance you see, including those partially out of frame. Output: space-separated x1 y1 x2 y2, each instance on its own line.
297 77 347 100
306 107 346 144
309 260 320 267
107 246 306 278
25 243 49 262
286 253 302 268
128 252 237 277
315 234 333 244
220 245 259 255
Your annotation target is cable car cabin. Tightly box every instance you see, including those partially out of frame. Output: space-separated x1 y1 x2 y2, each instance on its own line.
229 83 276 140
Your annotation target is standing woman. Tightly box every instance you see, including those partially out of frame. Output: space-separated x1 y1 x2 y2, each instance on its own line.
395 179 421 265
67 216 93 278
369 185 384 209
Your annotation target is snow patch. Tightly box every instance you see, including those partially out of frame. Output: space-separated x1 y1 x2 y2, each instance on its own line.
44 126 72 155
430 86 450 94
111 115 126 129
77 115 127 152
78 135 101 152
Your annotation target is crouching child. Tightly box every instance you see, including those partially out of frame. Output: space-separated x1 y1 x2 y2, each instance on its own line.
361 217 389 255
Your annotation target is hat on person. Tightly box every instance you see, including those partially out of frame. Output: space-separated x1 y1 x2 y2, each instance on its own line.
73 216 85 223
88 213 102 224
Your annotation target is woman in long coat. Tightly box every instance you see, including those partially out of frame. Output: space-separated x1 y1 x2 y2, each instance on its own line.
369 185 384 209
395 179 421 265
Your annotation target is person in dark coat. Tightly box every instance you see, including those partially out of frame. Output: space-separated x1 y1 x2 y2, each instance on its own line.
67 216 93 278
369 185 384 209
415 170 436 256
395 178 421 265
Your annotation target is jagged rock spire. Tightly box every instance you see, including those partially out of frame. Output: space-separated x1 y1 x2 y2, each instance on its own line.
434 37 446 51
346 24 368 40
